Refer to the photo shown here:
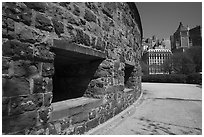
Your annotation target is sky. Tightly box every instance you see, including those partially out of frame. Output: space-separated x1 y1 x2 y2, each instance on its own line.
135 2 202 40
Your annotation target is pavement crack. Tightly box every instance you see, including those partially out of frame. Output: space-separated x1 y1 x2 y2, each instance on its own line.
135 117 202 131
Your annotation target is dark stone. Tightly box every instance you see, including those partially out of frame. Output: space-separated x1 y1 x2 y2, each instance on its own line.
2 40 33 59
84 9 97 23
2 97 9 116
94 37 105 51
34 44 55 62
4 4 21 21
94 68 110 78
73 4 80 16
71 112 89 125
67 13 80 26
3 77 30 97
99 114 105 124
85 117 99 132
2 110 37 134
20 9 32 26
85 2 98 14
91 36 96 47
74 124 85 135
24 2 47 12
38 107 52 124
60 118 70 131
75 29 90 46
6 18 15 30
89 110 96 120
33 77 45 94
2 57 11 75
9 94 43 116
12 60 39 77
79 18 86 25
52 18 64 35
44 92 53 107
42 63 54 77
35 12 53 32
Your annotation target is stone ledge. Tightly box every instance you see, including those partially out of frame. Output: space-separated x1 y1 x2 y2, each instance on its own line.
50 97 103 121
52 40 107 61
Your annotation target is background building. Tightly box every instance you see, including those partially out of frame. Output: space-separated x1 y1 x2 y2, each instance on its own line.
170 22 202 53
146 49 172 74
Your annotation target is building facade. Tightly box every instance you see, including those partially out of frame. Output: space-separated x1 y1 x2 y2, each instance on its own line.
147 49 172 74
170 22 202 53
2 2 143 135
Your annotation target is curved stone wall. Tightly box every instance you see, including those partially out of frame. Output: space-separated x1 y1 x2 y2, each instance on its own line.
2 2 142 134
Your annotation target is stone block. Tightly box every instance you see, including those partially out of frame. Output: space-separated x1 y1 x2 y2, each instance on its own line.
84 9 97 23
38 106 52 125
75 28 90 46
3 77 30 97
85 117 99 132
74 124 85 135
70 112 89 125
42 63 54 77
9 94 43 116
99 114 105 124
34 44 55 62
60 118 70 131
24 2 48 12
2 110 37 134
95 37 105 51
2 97 9 116
32 77 45 94
73 4 80 16
66 13 80 26
89 109 96 120
35 12 53 32
52 18 64 35
2 40 33 59
85 2 98 14
43 92 53 107
20 8 32 26
47 123 58 135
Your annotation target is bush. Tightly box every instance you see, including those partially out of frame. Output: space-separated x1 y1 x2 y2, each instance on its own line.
186 73 202 84
142 73 202 85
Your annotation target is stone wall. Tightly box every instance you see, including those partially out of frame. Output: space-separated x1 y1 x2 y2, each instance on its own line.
2 2 142 134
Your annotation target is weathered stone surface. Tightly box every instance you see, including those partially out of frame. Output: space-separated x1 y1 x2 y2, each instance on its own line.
24 2 48 12
60 118 70 131
2 40 33 59
35 12 53 32
32 77 45 93
75 28 90 46
9 94 43 116
2 2 142 135
3 77 30 97
89 109 96 120
2 97 10 116
2 110 37 134
74 124 85 135
84 9 97 23
73 4 80 16
71 112 89 125
52 18 64 35
85 117 100 132
44 92 53 107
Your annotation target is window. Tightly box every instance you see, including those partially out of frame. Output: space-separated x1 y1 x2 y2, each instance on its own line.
51 40 106 103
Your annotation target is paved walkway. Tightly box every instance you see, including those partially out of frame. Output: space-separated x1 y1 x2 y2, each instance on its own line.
87 83 202 135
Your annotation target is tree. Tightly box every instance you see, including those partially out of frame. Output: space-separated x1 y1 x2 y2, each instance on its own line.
185 46 202 72
172 52 196 74
162 52 196 75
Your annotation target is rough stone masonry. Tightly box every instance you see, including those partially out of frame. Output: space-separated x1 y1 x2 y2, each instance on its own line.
2 2 143 135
